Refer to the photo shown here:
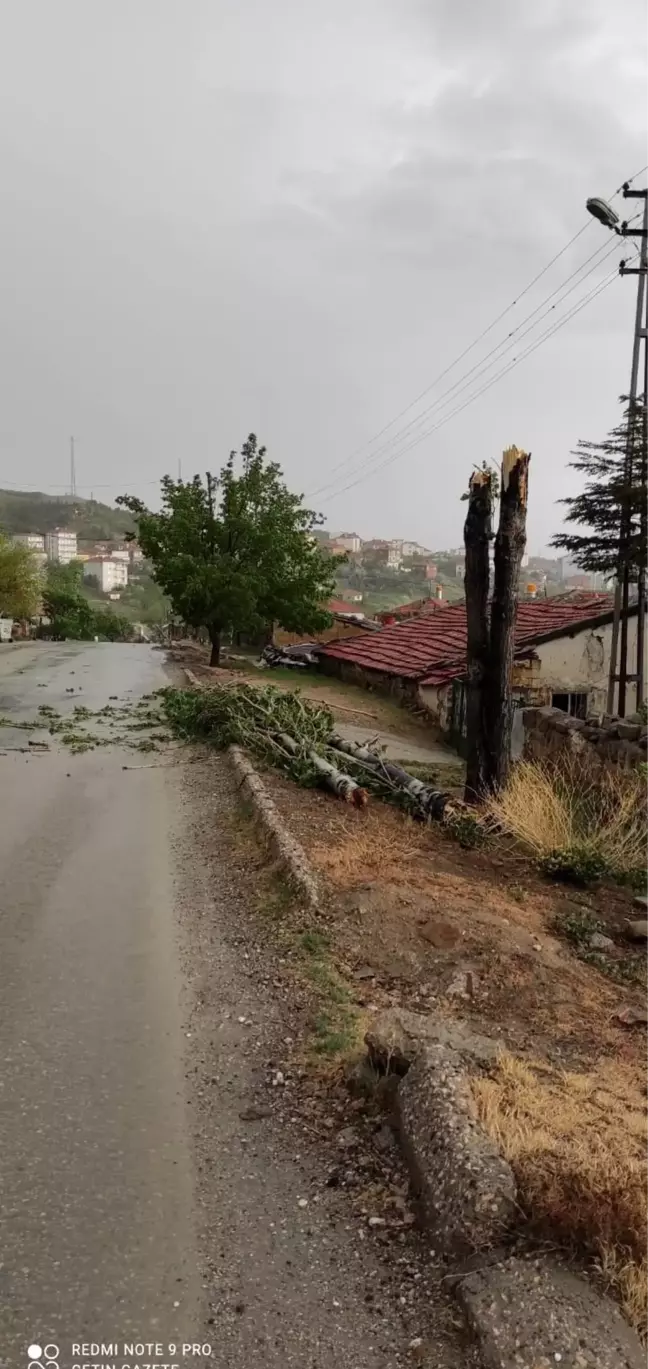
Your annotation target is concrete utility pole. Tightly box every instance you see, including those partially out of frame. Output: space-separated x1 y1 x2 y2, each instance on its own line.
587 184 648 714
70 436 77 498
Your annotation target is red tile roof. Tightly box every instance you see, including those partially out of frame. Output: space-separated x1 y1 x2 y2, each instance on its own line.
321 594 615 685
377 597 446 622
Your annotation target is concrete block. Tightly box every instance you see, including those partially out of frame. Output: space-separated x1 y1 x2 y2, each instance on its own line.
617 721 641 741
397 1045 517 1255
456 1253 644 1368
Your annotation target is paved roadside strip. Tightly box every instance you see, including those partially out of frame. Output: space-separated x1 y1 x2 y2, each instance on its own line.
183 675 643 1367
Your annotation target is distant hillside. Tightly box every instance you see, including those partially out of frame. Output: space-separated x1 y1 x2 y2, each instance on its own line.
0 489 135 544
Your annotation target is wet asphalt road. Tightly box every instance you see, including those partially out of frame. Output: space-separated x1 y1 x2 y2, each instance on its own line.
0 643 199 1362
0 642 472 1369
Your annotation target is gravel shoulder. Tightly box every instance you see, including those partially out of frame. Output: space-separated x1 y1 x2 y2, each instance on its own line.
174 750 475 1368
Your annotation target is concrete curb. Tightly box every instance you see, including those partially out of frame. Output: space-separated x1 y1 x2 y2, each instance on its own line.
365 1010 644 1367
183 667 205 689
397 1043 517 1256
179 669 643 1365
180 664 320 910
226 745 321 909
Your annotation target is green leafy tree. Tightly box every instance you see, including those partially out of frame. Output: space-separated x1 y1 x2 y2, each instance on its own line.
552 398 647 576
42 560 95 639
119 434 342 664
0 536 42 619
92 607 132 641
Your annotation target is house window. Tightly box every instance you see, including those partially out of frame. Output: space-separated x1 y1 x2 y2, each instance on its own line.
551 691 588 719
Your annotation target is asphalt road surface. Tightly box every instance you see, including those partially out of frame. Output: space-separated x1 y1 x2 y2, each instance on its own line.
0 642 469 1369
0 643 199 1361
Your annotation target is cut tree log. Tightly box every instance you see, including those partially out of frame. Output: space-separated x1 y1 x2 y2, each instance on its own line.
308 750 369 806
328 733 448 819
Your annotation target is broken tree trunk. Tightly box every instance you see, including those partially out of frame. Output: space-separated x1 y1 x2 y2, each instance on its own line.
484 446 530 793
463 469 493 802
327 733 448 819
308 751 369 806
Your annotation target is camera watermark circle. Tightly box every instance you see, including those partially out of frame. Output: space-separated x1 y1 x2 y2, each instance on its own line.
27 1344 59 1366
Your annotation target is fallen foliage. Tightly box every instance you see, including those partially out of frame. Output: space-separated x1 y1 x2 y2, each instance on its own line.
161 683 469 823
472 1051 647 1338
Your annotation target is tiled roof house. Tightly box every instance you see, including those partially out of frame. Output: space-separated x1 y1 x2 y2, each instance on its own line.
320 594 644 737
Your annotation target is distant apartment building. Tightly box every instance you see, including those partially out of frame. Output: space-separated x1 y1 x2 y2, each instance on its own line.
45 529 78 564
13 532 45 552
402 540 434 558
386 546 402 569
335 532 362 553
83 557 129 593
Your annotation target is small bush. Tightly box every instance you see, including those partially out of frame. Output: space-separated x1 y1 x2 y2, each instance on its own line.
539 846 608 886
445 809 487 849
485 756 646 886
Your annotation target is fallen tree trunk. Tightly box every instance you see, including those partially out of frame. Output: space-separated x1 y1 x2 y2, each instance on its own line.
308 751 369 806
328 733 448 819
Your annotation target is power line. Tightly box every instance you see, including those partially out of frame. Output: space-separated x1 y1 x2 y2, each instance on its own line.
319 263 627 503
313 164 648 495
308 232 626 499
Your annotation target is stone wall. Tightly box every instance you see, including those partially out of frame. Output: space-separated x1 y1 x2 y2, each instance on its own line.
522 705 647 768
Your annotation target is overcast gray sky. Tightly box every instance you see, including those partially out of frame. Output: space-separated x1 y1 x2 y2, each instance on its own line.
0 0 645 553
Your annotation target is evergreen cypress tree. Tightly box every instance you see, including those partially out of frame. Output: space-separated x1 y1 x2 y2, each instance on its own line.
552 397 647 579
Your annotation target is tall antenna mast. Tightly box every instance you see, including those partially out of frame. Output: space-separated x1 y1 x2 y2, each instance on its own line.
70 437 77 497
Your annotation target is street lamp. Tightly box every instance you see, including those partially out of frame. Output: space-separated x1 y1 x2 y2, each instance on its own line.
586 185 648 714
586 196 621 231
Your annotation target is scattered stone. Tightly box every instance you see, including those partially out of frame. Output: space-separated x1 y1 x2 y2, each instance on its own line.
624 919 648 942
337 1125 359 1150
446 968 479 999
588 932 615 951
617 721 641 741
613 1004 648 1028
365 1008 499 1076
297 1197 308 1208
239 1106 272 1121
367 1215 386 1227
456 1253 644 1369
633 895 648 912
418 916 461 949
354 965 376 981
373 1124 395 1154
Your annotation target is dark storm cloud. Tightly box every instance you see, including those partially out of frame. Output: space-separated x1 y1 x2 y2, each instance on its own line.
0 0 644 549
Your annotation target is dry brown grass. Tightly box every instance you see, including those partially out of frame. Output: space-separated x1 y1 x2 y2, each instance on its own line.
310 824 427 887
484 755 647 876
472 1051 648 1338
